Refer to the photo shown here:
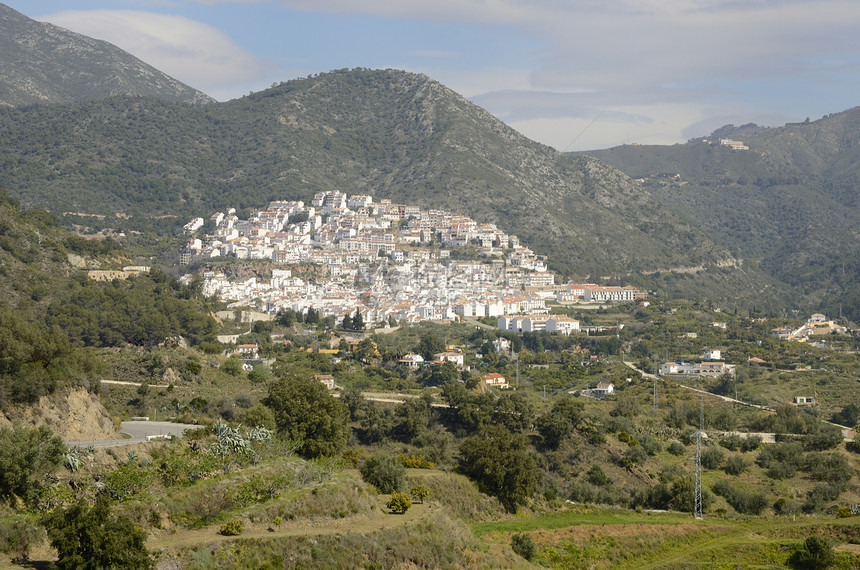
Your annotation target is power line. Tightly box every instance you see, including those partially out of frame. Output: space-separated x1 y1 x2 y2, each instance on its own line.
561 110 605 152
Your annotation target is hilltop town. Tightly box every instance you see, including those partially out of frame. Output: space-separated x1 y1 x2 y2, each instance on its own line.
180 191 642 326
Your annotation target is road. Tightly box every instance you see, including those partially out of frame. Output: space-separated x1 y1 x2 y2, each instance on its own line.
66 420 201 448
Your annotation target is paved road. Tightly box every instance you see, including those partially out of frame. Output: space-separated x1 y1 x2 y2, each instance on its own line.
66 421 201 448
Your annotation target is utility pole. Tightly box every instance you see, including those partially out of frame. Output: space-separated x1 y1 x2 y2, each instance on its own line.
515 351 520 389
652 354 659 410
694 388 704 520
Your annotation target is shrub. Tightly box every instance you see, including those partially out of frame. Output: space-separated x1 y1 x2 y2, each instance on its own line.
773 497 801 516
639 434 662 456
360 454 405 494
0 424 65 505
41 496 151 569
219 518 244 536
399 453 434 469
0 518 44 562
386 491 411 514
511 533 536 561
667 441 686 456
621 445 648 468
788 535 834 569
410 486 430 504
587 465 610 487
712 479 768 515
723 454 750 476
701 446 724 470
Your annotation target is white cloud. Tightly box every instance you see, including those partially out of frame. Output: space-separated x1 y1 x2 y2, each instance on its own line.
39 10 273 99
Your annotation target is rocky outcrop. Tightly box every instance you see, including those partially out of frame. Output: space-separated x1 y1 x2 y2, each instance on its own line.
0 387 118 440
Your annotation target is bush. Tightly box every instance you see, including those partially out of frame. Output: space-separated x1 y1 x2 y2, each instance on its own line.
0 424 65 504
360 454 405 494
587 465 610 487
639 433 662 456
386 491 412 514
41 496 151 569
0 518 44 562
712 479 769 515
511 532 536 561
788 535 834 569
723 454 750 476
667 441 686 456
410 486 430 504
701 446 724 470
219 518 244 536
621 445 648 468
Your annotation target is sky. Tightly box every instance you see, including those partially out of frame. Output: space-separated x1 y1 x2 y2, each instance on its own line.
9 1 860 151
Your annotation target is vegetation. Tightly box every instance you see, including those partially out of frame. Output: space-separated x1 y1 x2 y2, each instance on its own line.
264 372 349 458
41 496 152 569
0 424 65 505
360 454 405 494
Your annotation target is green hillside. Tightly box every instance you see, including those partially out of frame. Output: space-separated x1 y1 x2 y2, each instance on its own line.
585 111 860 321
0 68 788 306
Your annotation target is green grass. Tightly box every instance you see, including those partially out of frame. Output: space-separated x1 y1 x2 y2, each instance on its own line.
472 506 860 569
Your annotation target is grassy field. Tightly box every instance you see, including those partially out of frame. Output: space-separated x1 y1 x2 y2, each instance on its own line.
473 505 860 569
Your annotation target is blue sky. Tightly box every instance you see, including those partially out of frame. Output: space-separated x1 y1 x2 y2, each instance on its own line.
9 1 860 151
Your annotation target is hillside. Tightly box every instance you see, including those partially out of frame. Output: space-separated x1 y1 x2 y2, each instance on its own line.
584 111 860 321
0 68 787 306
0 3 212 107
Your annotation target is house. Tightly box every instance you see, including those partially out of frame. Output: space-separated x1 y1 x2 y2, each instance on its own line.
592 382 614 398
398 353 424 369
234 344 259 359
793 396 816 405
702 349 721 361
483 373 510 389
433 351 464 366
314 375 336 390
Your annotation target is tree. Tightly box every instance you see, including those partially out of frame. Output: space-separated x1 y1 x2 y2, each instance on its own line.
459 425 540 512
360 454 405 493
41 496 152 569
354 338 380 363
352 310 364 331
264 373 349 458
788 535 835 569
0 424 64 504
417 333 445 361
386 491 411 514
220 356 244 377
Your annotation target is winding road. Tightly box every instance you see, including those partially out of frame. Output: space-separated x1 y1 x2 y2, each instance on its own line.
66 420 201 448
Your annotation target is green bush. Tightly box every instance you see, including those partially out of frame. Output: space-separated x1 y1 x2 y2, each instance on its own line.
219 518 244 536
0 424 65 505
667 441 686 456
410 485 430 504
723 454 751 476
712 479 768 515
788 535 834 569
511 532 536 561
41 496 151 569
386 491 412 514
360 454 405 494
701 446 724 470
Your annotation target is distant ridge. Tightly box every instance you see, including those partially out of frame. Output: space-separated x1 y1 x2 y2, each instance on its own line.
584 108 860 321
0 3 212 107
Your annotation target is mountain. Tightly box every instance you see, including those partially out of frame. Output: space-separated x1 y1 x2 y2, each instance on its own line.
0 3 212 107
0 67 785 306
584 110 860 321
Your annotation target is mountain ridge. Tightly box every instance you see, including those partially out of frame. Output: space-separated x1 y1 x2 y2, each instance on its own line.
584 108 860 320
0 3 212 107
0 69 758 293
